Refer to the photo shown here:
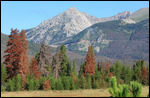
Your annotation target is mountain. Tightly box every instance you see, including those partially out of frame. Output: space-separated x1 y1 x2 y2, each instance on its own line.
66 19 149 61
128 8 149 22
25 7 132 45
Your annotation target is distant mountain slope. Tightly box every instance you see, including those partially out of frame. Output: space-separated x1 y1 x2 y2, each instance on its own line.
129 8 149 22
25 7 132 45
66 19 149 61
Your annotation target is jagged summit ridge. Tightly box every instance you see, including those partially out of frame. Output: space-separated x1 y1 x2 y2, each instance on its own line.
25 7 133 45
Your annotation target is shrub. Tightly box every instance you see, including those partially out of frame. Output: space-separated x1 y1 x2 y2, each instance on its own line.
129 81 142 97
109 76 132 97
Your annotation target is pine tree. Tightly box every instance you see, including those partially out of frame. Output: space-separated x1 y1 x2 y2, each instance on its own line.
62 76 70 90
30 57 42 80
113 60 122 84
56 77 64 90
83 45 96 76
43 78 50 90
70 77 75 90
19 29 30 90
132 60 142 83
59 44 70 76
97 60 101 71
4 28 23 80
79 63 85 77
49 77 56 90
1 63 6 85
6 78 15 91
14 74 22 91
80 75 86 89
71 60 77 76
141 65 148 85
85 73 92 89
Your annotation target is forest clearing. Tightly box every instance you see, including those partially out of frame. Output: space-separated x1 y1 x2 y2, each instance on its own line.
1 86 149 97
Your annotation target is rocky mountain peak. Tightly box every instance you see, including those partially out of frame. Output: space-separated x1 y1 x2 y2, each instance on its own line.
64 7 80 16
114 11 132 19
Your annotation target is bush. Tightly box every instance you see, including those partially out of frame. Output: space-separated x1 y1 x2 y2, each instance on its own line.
129 81 142 97
109 76 142 97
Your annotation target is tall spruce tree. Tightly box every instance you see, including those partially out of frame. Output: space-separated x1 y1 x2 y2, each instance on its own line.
83 45 96 77
4 28 23 80
19 29 30 90
59 44 70 76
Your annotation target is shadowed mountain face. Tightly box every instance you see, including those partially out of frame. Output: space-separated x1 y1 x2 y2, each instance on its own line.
25 7 132 45
66 19 149 61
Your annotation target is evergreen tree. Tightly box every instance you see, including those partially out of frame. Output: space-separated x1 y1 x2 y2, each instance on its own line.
19 29 30 90
6 78 15 91
83 45 96 76
67 61 71 76
85 73 92 89
79 63 85 77
59 44 70 76
141 65 148 85
14 74 22 91
1 63 6 85
132 60 142 83
56 77 63 90
70 77 75 90
49 77 56 90
113 60 122 84
4 28 23 80
30 57 42 80
43 78 50 90
80 75 85 89
71 60 77 76
62 76 70 90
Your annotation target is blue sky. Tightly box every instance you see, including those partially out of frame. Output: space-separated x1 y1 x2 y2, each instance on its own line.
1 1 149 35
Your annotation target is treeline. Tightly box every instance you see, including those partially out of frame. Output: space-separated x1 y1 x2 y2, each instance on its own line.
1 28 149 92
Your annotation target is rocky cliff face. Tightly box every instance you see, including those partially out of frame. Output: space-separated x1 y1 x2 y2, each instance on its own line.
25 7 132 45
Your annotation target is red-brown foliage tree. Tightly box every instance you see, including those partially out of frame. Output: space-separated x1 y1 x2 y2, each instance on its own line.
141 65 148 85
43 78 50 90
101 59 104 72
19 29 30 90
4 28 23 81
30 57 42 80
83 45 96 77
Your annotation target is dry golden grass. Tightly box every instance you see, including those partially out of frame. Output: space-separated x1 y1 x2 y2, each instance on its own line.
1 86 149 97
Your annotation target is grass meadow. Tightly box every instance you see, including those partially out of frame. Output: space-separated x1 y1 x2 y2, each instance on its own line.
1 86 149 97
